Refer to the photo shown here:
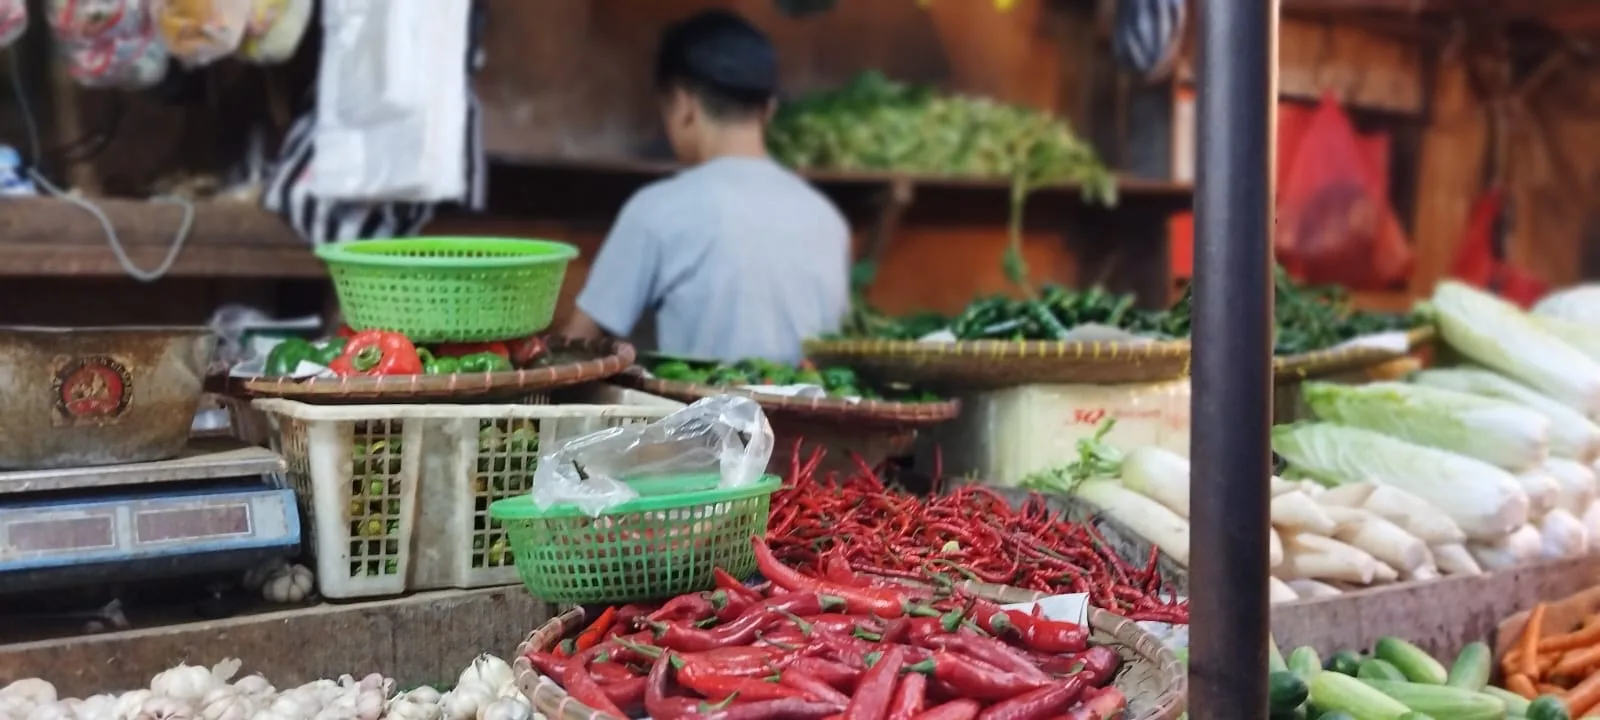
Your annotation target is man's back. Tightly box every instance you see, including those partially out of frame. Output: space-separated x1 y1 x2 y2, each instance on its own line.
577 156 850 364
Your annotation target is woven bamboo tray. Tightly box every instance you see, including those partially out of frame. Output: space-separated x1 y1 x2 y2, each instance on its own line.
513 598 1184 720
802 338 1191 390
611 368 961 429
1272 325 1435 382
226 337 634 403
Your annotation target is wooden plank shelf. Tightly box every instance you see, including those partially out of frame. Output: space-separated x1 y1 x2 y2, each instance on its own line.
0 197 322 279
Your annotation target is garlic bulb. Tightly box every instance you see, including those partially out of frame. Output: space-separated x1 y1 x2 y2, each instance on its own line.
25 701 76 720
150 664 218 704
241 559 289 593
136 696 194 720
455 657 513 697
2 680 58 705
0 695 38 720
385 692 442 720
114 691 153 720
229 677 273 701
438 687 492 720
398 688 440 706
261 565 314 604
77 695 117 720
197 688 253 720
475 699 530 720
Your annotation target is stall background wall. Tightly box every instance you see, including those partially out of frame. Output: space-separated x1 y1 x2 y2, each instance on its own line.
0 0 1510 327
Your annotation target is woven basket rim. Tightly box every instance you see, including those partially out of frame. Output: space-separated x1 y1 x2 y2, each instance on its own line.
803 337 1192 357
1273 325 1435 379
228 336 634 402
612 368 962 427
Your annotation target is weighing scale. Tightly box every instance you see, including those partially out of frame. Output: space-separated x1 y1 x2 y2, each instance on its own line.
0 439 301 595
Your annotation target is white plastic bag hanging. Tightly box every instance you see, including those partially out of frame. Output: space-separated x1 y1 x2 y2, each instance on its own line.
311 0 471 202
236 0 310 64
151 0 250 66
0 0 27 49
49 0 169 90
530 396 776 517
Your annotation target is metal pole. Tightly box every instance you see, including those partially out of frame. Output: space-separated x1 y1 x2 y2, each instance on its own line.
1188 0 1278 717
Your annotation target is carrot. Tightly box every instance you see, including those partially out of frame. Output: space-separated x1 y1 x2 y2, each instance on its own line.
1541 623 1600 652
1554 646 1600 678
1564 670 1600 715
1538 683 1567 697
1521 603 1549 679
1508 673 1540 699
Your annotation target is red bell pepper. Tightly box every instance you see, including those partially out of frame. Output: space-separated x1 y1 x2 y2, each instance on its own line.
328 331 423 377
507 335 549 366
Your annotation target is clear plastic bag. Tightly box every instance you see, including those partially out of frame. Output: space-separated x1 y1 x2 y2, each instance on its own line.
151 0 250 67
0 0 27 49
237 0 311 64
48 0 169 90
530 396 775 517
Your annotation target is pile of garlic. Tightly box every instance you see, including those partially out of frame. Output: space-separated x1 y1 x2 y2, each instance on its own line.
0 653 540 720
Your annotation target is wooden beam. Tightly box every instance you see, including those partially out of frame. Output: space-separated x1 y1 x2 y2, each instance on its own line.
0 198 322 279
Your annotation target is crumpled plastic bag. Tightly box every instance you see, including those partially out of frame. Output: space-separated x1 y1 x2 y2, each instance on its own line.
531 396 774 517
49 0 170 90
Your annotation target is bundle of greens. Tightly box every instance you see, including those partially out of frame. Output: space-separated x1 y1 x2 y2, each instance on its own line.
647 357 941 402
1164 266 1424 355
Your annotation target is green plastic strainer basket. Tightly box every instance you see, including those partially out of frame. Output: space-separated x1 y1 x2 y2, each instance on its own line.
489 473 780 605
315 237 579 343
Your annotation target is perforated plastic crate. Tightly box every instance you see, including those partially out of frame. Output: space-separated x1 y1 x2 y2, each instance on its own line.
254 399 671 599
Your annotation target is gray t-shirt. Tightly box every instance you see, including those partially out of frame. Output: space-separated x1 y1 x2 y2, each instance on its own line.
576 157 850 364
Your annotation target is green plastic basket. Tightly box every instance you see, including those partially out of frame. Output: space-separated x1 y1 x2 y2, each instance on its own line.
489 473 780 605
315 237 579 343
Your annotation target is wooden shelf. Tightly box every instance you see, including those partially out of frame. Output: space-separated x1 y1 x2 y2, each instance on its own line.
0 197 322 279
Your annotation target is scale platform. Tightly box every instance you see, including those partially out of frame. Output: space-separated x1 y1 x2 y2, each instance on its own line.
0 440 301 593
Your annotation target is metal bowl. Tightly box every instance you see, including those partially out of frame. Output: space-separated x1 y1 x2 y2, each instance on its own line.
0 326 218 469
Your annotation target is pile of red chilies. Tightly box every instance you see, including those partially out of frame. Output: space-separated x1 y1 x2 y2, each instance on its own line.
766 446 1187 624
524 538 1128 720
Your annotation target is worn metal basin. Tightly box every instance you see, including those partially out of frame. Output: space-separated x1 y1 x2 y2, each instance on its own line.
0 327 218 469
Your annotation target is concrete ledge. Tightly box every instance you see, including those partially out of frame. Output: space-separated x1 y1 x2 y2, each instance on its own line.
0 588 553 696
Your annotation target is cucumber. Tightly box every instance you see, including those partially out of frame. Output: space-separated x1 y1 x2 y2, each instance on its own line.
1309 672 1410 720
1527 694 1573 720
1324 650 1363 676
1482 685 1532 716
1356 658 1407 682
1290 646 1324 681
1373 637 1449 685
1270 633 1289 673
1269 670 1311 713
1316 714 1357 720
1396 714 1437 720
1357 678 1506 720
1445 642 1492 690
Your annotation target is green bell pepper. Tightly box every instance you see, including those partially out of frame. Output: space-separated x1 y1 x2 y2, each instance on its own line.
313 338 347 366
458 352 512 373
264 338 316 376
418 350 462 375
653 360 695 380
819 367 859 391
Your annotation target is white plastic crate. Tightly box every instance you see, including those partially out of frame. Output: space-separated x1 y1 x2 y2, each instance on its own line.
253 399 672 599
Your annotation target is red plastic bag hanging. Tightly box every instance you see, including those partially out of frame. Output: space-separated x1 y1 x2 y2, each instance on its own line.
1275 92 1413 289
1450 189 1547 308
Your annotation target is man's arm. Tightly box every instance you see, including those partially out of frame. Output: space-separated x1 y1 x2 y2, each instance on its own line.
563 195 660 339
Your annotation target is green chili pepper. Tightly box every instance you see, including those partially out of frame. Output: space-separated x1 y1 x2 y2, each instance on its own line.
653 360 695 380
434 356 459 374
264 338 316 376
819 367 858 391
457 352 512 373
417 348 439 374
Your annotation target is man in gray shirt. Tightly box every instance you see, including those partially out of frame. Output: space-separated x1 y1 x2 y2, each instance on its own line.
560 9 850 365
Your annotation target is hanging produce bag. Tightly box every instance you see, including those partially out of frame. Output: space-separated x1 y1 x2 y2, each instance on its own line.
311 0 473 202
1450 189 1547 308
151 0 249 66
236 0 310 64
48 0 168 89
0 0 26 49
1276 92 1413 290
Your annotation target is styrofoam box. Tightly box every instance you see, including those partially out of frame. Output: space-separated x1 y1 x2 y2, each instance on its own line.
930 380 1191 487
254 399 673 599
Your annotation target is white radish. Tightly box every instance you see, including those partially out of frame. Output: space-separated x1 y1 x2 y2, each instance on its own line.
1279 533 1379 584
1430 543 1483 575
1269 577 1299 604
1119 446 1191 518
1360 485 1469 544
1271 491 1338 535
1515 469 1561 516
1539 508 1590 559
1285 579 1343 598
1544 458 1598 515
1323 508 1430 573
1074 479 1191 566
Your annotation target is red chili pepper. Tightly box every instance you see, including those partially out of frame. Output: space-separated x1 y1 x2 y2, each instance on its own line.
525 652 630 718
787 657 860 692
649 593 717 624
711 590 756 622
824 555 867 587
780 670 851 706
885 672 926 720
576 606 619 653
1066 646 1119 688
334 324 358 339
914 635 1050 684
432 341 510 360
618 639 789 676
706 698 843 720
908 700 981 720
1060 686 1126 719
676 663 811 703
905 652 1051 702
973 673 1088 720
600 675 648 713
752 538 928 618
841 646 905 720
717 567 765 604
645 653 705 720
328 330 423 377
589 662 637 684
904 616 960 643
994 612 1089 655
505 335 548 367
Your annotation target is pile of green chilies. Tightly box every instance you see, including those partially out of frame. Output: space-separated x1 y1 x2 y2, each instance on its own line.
766 446 1188 624
522 537 1129 720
